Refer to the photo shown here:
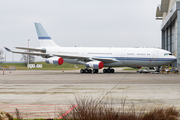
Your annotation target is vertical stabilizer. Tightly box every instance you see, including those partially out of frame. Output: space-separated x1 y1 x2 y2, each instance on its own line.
34 23 59 47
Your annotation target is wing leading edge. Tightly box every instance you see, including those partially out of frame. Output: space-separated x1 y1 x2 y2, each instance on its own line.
15 47 46 53
4 46 51 58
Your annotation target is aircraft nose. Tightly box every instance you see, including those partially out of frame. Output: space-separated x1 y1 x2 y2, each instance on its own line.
171 56 177 62
165 56 177 64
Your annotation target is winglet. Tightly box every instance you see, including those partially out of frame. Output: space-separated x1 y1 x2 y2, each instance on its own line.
4 46 12 52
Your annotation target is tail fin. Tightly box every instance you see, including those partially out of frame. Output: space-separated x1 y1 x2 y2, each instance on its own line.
34 23 59 47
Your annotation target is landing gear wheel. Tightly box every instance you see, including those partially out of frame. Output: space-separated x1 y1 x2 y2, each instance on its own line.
110 69 114 73
107 69 111 73
80 69 92 74
103 68 115 73
88 69 92 73
80 69 84 73
84 69 89 73
93 69 98 73
103 69 107 73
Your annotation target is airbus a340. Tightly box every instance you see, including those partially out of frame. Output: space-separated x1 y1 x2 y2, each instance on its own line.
4 23 176 73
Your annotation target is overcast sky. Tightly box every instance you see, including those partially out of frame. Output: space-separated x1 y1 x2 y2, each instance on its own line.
0 0 162 61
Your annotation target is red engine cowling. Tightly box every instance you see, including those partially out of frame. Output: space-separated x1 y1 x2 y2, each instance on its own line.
45 57 64 65
86 61 104 69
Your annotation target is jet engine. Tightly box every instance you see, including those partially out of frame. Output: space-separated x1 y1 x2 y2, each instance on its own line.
45 57 64 65
86 61 104 69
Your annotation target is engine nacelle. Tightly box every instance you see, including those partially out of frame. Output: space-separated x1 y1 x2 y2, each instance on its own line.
86 61 104 69
45 57 64 65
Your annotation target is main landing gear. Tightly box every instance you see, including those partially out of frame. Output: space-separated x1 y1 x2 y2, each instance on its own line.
80 68 115 73
80 69 99 73
103 68 115 73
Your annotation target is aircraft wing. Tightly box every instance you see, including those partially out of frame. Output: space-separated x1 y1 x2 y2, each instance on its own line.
12 51 50 56
4 46 118 63
4 46 89 59
54 54 118 63
15 47 46 53
92 57 118 62
4 46 51 57
53 54 91 61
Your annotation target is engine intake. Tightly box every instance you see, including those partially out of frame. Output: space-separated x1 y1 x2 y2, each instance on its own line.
46 57 64 65
86 61 104 69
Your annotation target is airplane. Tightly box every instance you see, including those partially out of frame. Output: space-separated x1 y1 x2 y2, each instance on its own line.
4 23 177 73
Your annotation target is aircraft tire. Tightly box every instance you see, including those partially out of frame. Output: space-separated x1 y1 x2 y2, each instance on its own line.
93 69 98 73
107 69 111 73
84 69 89 73
103 69 107 73
89 69 92 73
80 69 84 73
111 69 114 73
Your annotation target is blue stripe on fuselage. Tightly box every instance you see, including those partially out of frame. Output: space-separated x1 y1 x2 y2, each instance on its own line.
117 57 176 61
94 57 176 62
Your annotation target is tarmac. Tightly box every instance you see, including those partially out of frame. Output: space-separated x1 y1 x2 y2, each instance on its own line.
0 68 180 118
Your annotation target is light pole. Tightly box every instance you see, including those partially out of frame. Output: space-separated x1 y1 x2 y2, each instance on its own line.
27 39 30 68
5 50 6 63
12 53 14 63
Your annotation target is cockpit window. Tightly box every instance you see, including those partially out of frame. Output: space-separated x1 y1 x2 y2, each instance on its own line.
164 53 172 56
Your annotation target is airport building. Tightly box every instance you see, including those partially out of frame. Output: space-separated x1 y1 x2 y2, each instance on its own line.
156 0 180 68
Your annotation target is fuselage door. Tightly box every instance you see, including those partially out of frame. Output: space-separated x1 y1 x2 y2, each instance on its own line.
121 50 126 60
55 47 58 54
153 51 158 59
82 49 86 56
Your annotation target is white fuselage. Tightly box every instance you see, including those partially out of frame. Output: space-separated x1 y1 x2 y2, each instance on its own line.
34 23 176 68
44 46 176 67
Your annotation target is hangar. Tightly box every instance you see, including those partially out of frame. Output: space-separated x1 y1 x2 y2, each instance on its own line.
156 0 180 68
